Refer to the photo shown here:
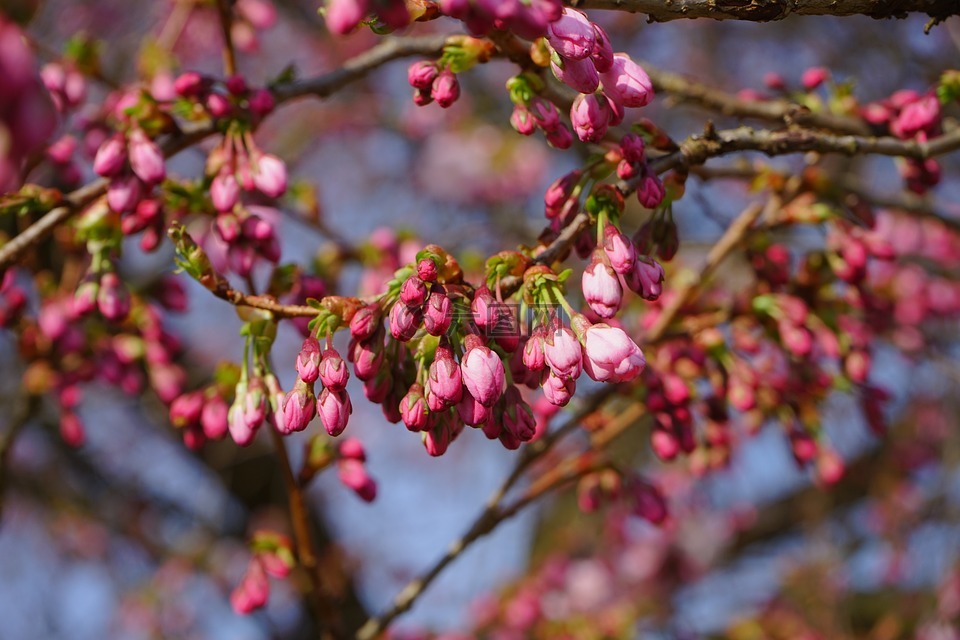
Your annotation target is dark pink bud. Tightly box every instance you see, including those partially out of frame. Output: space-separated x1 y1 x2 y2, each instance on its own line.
363 371 392 404
253 153 287 198
471 286 496 329
544 170 581 219
637 172 665 209
546 8 595 60
244 377 268 429
631 480 667 524
400 276 428 306
249 89 275 117
201 395 229 439
528 97 561 131
522 329 545 371
423 287 452 336
338 459 377 502
431 70 460 108
230 558 269 614
128 129 166 184
318 388 352 436
544 124 573 150
581 255 622 318
801 66 829 91
551 56 600 95
413 88 433 106
339 437 366 461
319 348 350 391
60 411 86 447
206 92 232 118
97 272 131 322
93 135 127 177
620 133 646 163
325 0 369 33
570 92 611 143
626 256 665 301
457 390 491 426
174 71 205 97
460 334 505 407
349 304 382 340
400 384 429 431
601 54 653 108
502 386 535 442
408 61 439 90
890 94 940 140
428 345 463 407
170 390 204 428
510 105 536 136
225 74 248 96
651 428 680 460
107 174 143 213
603 225 636 275
389 300 422 341
282 380 316 434
590 24 614 73
349 337 385 381
296 337 322 383
417 257 439 282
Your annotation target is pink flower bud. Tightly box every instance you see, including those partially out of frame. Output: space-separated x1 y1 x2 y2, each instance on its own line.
545 124 573 150
349 304 382 340
471 286 496 329
400 276 428 306
423 287 452 336
431 70 460 108
570 92 611 143
816 447 844 485
206 92 232 118
408 61 439 90
423 415 458 457
620 133 646 163
244 377 268 429
318 388 352 436
253 153 287 198
522 329 546 371
510 105 536 136
296 337 322 383
230 558 269 614
581 256 622 318
413 88 433 106
460 334 505 407
528 97 560 130
363 371 392 404
282 380 316 434
590 24 614 72
389 300 422 341
551 56 600 95
542 370 575 406
417 257 439 282
174 71 205 97
228 389 257 447
319 348 350 391
249 88 275 117
801 66 829 91
544 170 581 219
428 345 463 407
543 324 582 379
651 428 680 460
93 135 127 177
630 480 667 524
107 174 143 213
601 54 653 108
338 459 377 502
580 320 645 383
349 337 385 381
546 8 596 61
890 94 940 140
211 171 239 212
60 411 86 447
325 0 369 34
502 386 535 442
201 395 229 439
457 391 491 426
626 256 664 301
603 225 636 275
400 384 429 431
637 172 665 209
339 437 366 461
170 390 204 428
128 129 166 184
97 272 131 322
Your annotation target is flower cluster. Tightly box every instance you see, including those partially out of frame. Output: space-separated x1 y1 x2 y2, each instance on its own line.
230 531 295 614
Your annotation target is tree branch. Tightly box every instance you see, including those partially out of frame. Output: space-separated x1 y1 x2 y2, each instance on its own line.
571 0 960 23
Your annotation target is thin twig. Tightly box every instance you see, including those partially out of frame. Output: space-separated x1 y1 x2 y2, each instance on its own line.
215 0 238 76
0 394 40 527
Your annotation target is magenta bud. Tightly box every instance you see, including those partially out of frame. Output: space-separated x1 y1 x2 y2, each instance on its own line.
571 92 611 143
339 437 367 461
169 390 204 428
201 395 229 439
428 345 463 407
471 286 495 329
544 124 573 150
338 459 377 502
349 304 382 340
431 69 460 108
581 256 622 318
319 348 350 391
107 174 143 213
590 24 614 73
211 171 240 212
363 371 392 403
528 97 561 131
417 257 439 282
626 256 665 301
349 337 385 381
601 54 653 108
637 172 665 209
400 384 429 431
389 300 422 342
206 92 232 118
542 370 575 406
174 71 205 97
510 104 536 136
318 388 352 436
413 87 433 107
547 8 596 60
457 390 491 427
620 133 646 163
423 287 452 336
249 89 275 117
544 170 581 219
225 74 248 96
128 129 166 184
230 558 269 614
543 324 582 379
296 337 322 383
282 380 316 434
93 135 127 177
400 276 428 306
460 334 505 407
801 66 829 91
502 385 536 442
325 0 369 34
408 61 439 90
603 225 636 275
631 480 667 524
551 56 600 95
253 153 287 198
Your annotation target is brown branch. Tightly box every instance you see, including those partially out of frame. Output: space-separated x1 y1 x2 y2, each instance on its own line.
216 0 238 76
644 64 872 136
0 393 39 527
571 0 960 23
